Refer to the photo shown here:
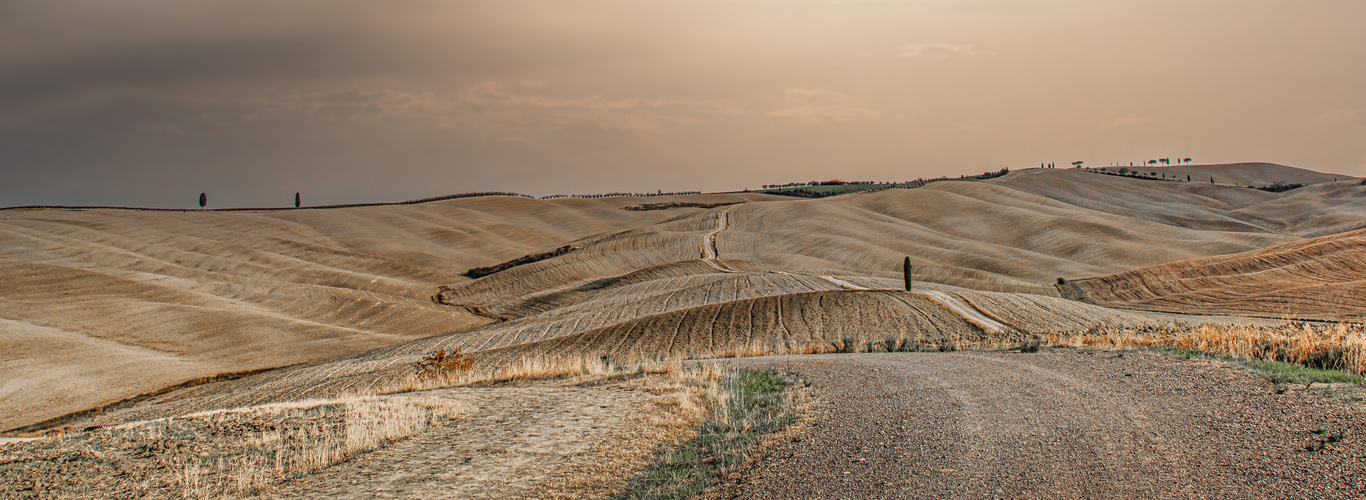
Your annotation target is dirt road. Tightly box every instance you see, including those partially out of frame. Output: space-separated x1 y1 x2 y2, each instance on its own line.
914 290 1007 334
713 351 1366 499
701 207 738 273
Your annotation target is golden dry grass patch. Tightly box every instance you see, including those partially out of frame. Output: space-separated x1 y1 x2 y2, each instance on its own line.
1043 321 1366 375
0 394 471 499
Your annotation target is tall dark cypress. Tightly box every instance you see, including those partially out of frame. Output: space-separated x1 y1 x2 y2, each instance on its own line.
903 256 913 291
295 192 301 208
199 193 206 208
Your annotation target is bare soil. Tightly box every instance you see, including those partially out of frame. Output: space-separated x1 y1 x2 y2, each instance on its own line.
710 351 1366 499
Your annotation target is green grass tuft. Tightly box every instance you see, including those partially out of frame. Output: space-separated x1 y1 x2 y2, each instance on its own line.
1141 347 1364 385
613 369 797 500
1244 360 1365 385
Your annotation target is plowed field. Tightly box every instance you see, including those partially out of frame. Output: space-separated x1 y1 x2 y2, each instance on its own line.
3 162 1363 438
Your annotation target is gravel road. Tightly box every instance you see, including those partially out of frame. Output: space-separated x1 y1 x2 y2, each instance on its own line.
711 350 1366 499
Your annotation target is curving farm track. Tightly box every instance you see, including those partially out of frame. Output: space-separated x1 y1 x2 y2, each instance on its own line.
700 206 738 273
915 289 1007 334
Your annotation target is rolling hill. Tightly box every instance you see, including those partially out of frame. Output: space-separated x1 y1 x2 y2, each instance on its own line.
1062 228 1366 321
2 163 1363 433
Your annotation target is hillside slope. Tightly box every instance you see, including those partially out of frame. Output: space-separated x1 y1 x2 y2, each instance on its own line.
0 193 772 431
1063 228 1366 321
4 163 1364 433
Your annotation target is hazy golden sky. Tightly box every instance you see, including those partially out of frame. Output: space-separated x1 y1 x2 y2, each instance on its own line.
2 0 1363 207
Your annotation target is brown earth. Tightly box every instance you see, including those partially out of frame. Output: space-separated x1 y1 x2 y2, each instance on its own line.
3 162 1365 452
1064 228 1366 321
710 351 1366 499
3 162 1366 498
0 193 772 431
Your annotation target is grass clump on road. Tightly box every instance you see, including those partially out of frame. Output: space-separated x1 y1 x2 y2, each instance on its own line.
613 368 799 500
1243 359 1364 385
1141 346 1365 386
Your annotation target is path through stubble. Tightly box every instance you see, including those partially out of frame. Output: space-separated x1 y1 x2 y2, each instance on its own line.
713 351 1366 499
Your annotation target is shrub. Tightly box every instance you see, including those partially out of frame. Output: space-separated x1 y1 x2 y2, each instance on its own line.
884 335 902 352
415 348 474 380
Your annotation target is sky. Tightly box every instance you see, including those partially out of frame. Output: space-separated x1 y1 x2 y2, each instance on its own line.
2 0 1364 208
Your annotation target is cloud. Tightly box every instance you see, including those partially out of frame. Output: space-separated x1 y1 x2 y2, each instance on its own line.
764 106 880 123
780 88 848 101
1318 109 1364 124
81 81 732 138
1097 116 1149 129
900 42 994 58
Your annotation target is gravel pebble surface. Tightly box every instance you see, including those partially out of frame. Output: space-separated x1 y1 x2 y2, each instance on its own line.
711 350 1366 499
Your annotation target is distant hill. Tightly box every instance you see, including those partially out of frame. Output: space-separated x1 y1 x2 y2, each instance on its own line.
4 162 1365 433
1062 228 1366 322
1089 162 1354 187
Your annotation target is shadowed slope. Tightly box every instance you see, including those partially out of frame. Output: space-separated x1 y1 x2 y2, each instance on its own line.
1064 228 1366 321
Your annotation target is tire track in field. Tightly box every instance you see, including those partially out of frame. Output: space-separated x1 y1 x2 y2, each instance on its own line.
700 207 739 273
814 275 1007 334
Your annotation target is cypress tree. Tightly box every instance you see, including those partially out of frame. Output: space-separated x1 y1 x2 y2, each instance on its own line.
198 193 206 208
903 256 913 291
295 192 301 208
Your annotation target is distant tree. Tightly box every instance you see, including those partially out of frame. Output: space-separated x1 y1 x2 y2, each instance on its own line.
295 192 301 208
1187 175 1191 181
1147 159 1158 165
1211 177 1215 184
1183 158 1193 164
1072 161 1083 168
199 193 206 208
903 257 913 291
1119 167 1129 174
1151 172 1157 176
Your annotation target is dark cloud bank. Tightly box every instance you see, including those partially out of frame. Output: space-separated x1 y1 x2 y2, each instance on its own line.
2 0 1363 208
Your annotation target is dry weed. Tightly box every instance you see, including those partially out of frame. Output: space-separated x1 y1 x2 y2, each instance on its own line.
1043 321 1366 374
3 395 469 498
415 347 474 381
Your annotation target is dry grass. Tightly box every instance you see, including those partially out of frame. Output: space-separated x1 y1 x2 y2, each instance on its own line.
1044 322 1366 375
169 394 468 498
521 362 732 500
609 367 809 500
1 394 468 499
